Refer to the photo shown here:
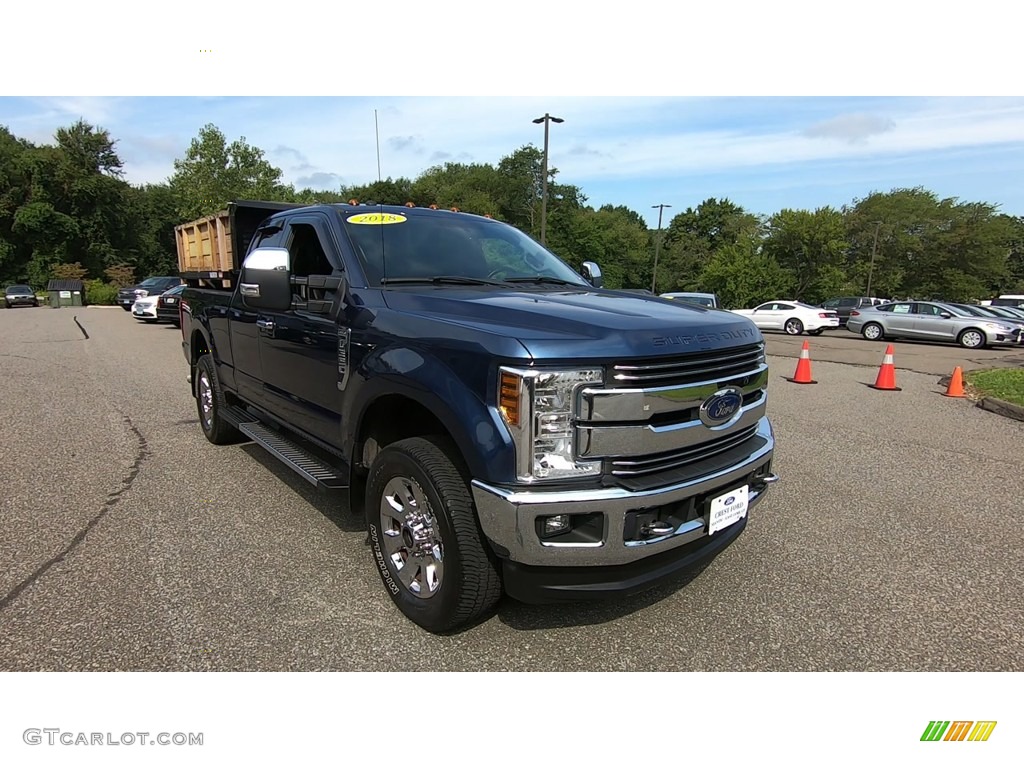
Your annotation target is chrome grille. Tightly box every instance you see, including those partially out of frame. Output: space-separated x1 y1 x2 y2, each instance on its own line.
609 424 758 477
611 343 765 388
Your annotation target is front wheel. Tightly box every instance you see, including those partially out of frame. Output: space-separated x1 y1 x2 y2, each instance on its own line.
366 435 502 634
784 318 804 335
958 328 986 349
121 305 132 311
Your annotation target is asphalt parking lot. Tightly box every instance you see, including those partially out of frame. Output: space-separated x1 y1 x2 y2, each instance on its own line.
1 306 1022 671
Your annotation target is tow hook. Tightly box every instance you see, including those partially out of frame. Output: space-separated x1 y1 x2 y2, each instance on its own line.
639 521 675 538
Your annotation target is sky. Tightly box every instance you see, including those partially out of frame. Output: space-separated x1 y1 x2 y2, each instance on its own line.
3 4 1022 230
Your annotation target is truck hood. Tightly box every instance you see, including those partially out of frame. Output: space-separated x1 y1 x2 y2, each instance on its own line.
382 287 762 359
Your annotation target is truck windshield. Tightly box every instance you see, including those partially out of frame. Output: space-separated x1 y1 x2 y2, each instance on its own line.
340 210 588 288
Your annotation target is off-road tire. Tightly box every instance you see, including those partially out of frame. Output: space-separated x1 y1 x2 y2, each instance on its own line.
195 354 242 445
365 435 502 634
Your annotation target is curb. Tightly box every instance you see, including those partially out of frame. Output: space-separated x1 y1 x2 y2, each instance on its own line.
977 396 1024 423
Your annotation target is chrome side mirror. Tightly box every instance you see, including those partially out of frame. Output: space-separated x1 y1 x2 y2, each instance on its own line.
581 261 603 288
240 247 292 311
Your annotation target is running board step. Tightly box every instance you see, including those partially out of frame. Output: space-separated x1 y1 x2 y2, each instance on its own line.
234 418 347 491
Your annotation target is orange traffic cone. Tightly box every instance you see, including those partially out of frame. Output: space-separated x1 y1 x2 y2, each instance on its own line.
786 340 817 384
868 344 902 391
943 366 966 398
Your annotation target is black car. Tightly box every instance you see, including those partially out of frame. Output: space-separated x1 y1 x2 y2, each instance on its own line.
156 284 187 325
820 296 881 326
5 284 39 308
117 276 183 311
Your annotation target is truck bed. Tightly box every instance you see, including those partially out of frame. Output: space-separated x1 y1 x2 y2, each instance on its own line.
175 200 306 282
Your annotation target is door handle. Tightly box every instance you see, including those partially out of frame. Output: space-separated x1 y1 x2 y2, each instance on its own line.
256 318 275 331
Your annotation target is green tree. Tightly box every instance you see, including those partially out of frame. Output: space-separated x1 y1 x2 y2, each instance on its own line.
169 124 289 220
550 204 651 289
762 207 848 303
844 188 1015 301
698 235 792 309
659 198 763 291
341 177 416 207
1002 215 1024 293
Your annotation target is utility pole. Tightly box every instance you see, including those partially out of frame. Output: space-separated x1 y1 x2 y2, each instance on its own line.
867 220 881 298
532 113 564 245
651 203 671 293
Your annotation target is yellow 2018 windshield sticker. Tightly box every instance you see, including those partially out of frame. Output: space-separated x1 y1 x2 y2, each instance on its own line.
346 213 407 225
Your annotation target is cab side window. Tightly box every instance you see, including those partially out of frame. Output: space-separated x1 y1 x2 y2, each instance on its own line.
283 221 335 302
286 223 333 278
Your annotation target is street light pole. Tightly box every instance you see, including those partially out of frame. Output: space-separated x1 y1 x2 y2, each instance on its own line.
867 220 881 298
651 203 671 293
532 113 564 245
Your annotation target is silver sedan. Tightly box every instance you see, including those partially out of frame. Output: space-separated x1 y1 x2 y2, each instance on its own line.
846 300 1023 349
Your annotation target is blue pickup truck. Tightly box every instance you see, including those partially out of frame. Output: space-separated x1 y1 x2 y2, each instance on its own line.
178 201 777 633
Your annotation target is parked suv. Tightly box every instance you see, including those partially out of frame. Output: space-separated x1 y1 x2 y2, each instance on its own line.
820 296 880 326
5 284 39 308
117 276 183 311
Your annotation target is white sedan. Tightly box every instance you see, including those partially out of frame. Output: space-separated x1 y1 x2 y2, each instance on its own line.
729 300 840 336
131 295 159 323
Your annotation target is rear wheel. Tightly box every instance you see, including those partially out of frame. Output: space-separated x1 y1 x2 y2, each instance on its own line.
195 354 242 445
861 322 884 341
784 318 804 335
958 328 986 349
366 435 502 634
808 328 824 336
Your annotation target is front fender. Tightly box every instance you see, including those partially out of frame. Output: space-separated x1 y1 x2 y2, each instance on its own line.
344 344 515 483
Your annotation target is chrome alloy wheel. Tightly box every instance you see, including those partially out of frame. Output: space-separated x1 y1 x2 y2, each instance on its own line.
379 476 445 599
198 371 214 429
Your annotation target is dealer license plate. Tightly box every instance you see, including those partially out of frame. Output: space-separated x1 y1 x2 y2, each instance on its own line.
708 485 749 535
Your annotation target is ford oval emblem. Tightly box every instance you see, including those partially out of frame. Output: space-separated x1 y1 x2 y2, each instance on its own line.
723 496 735 505
699 387 744 427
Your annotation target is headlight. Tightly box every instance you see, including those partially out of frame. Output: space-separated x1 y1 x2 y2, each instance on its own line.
498 366 604 481
135 289 148 297
983 322 1012 332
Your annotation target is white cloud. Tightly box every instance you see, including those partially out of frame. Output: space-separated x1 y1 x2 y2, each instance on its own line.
804 113 896 144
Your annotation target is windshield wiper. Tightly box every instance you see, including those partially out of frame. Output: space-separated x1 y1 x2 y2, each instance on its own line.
504 276 584 287
380 276 509 287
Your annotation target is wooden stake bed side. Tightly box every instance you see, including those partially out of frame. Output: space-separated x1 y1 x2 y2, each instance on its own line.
175 211 233 275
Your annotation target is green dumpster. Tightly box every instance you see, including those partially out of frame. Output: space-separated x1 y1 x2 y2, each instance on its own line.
46 279 85 308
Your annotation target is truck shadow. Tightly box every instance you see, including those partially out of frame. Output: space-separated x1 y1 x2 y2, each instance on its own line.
494 562 712 632
236 443 716 632
238 444 365 533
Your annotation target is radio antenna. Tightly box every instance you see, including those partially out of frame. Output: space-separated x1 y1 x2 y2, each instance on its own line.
374 109 383 183
375 108 386 285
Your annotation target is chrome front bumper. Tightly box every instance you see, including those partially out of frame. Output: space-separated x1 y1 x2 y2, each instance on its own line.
471 416 776 567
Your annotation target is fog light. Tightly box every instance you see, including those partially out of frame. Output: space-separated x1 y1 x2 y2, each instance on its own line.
542 515 571 536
